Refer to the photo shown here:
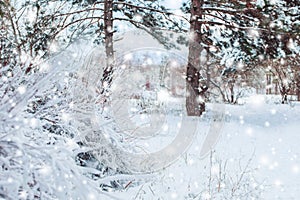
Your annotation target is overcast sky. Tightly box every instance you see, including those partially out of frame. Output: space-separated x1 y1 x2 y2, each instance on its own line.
163 0 185 10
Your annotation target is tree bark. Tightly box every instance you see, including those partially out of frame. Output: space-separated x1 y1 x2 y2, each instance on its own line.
186 0 205 116
297 85 300 102
281 86 288 104
230 83 234 103
102 0 114 85
296 73 300 101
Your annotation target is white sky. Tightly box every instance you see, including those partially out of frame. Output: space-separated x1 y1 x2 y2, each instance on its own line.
163 0 185 10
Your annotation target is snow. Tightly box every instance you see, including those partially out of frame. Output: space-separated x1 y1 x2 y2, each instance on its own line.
1 0 300 198
1 41 300 199
88 98 300 199
218 103 300 199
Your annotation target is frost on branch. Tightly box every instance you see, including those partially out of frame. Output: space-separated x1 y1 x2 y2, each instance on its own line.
0 42 124 199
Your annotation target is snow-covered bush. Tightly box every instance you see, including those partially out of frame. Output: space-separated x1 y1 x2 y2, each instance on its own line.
0 41 122 199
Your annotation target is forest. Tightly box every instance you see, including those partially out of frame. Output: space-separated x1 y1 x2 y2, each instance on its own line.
1 0 300 199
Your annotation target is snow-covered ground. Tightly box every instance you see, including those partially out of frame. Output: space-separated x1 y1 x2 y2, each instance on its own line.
1 87 300 199
105 96 300 199
216 103 300 199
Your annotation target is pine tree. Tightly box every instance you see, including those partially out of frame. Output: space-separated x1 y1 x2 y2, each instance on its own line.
182 0 261 115
181 0 300 113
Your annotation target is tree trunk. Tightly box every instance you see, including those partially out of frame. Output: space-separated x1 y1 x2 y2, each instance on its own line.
297 85 300 102
281 86 288 104
296 74 300 101
205 48 211 90
186 0 204 116
230 84 234 104
102 0 114 85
